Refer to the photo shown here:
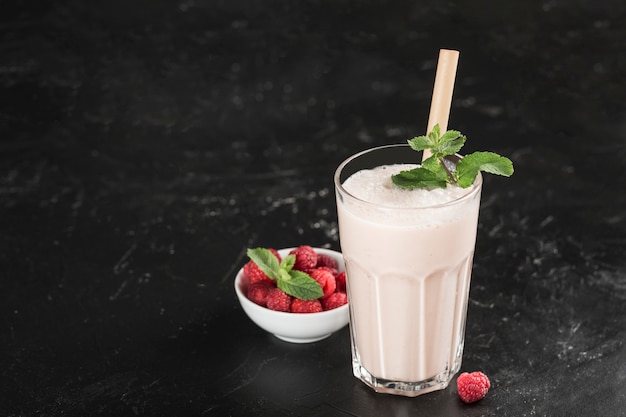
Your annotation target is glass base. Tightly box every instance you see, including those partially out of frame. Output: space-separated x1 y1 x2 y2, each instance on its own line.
352 355 461 397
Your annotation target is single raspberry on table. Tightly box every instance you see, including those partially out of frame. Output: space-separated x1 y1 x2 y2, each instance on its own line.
315 253 338 271
247 282 273 307
309 267 337 297
456 371 490 404
321 292 348 311
290 298 323 313
335 271 346 293
289 245 318 272
243 248 281 285
266 287 292 312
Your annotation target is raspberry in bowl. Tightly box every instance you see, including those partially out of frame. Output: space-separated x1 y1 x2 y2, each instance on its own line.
234 246 349 343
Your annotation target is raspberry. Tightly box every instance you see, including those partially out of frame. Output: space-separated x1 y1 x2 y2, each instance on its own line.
243 248 281 285
335 271 346 293
290 298 323 313
456 371 490 404
315 253 338 270
321 292 348 310
247 282 273 307
309 267 336 297
266 287 292 312
289 245 318 272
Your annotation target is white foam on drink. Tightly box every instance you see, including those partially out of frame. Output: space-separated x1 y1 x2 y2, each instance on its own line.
342 164 472 208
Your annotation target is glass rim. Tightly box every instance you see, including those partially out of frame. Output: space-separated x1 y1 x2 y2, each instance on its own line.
334 144 483 211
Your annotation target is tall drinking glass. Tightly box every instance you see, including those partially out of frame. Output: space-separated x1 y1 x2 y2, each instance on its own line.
334 144 482 397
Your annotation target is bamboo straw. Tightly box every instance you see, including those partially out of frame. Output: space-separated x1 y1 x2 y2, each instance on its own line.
423 49 459 160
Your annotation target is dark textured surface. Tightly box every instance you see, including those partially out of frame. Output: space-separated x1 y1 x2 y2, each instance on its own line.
1 1 626 416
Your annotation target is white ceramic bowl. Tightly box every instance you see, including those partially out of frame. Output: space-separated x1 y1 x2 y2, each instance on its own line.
234 247 349 343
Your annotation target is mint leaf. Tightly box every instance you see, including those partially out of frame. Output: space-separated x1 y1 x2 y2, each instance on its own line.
411 126 464 159
429 124 441 142
277 268 291 282
246 248 324 300
407 135 433 152
435 130 465 157
280 254 295 272
421 155 443 172
392 124 514 189
439 129 463 143
455 151 514 188
246 248 281 281
392 167 447 189
278 270 324 300
391 155 450 189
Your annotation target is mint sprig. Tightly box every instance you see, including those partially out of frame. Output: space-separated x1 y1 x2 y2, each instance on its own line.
391 124 514 189
246 248 324 300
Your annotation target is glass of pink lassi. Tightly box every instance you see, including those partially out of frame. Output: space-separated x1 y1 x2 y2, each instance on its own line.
334 144 482 397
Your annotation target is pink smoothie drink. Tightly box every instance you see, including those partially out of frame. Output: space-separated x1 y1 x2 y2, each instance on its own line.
334 144 482 397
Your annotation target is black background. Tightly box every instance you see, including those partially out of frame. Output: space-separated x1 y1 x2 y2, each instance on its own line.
1 1 625 416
